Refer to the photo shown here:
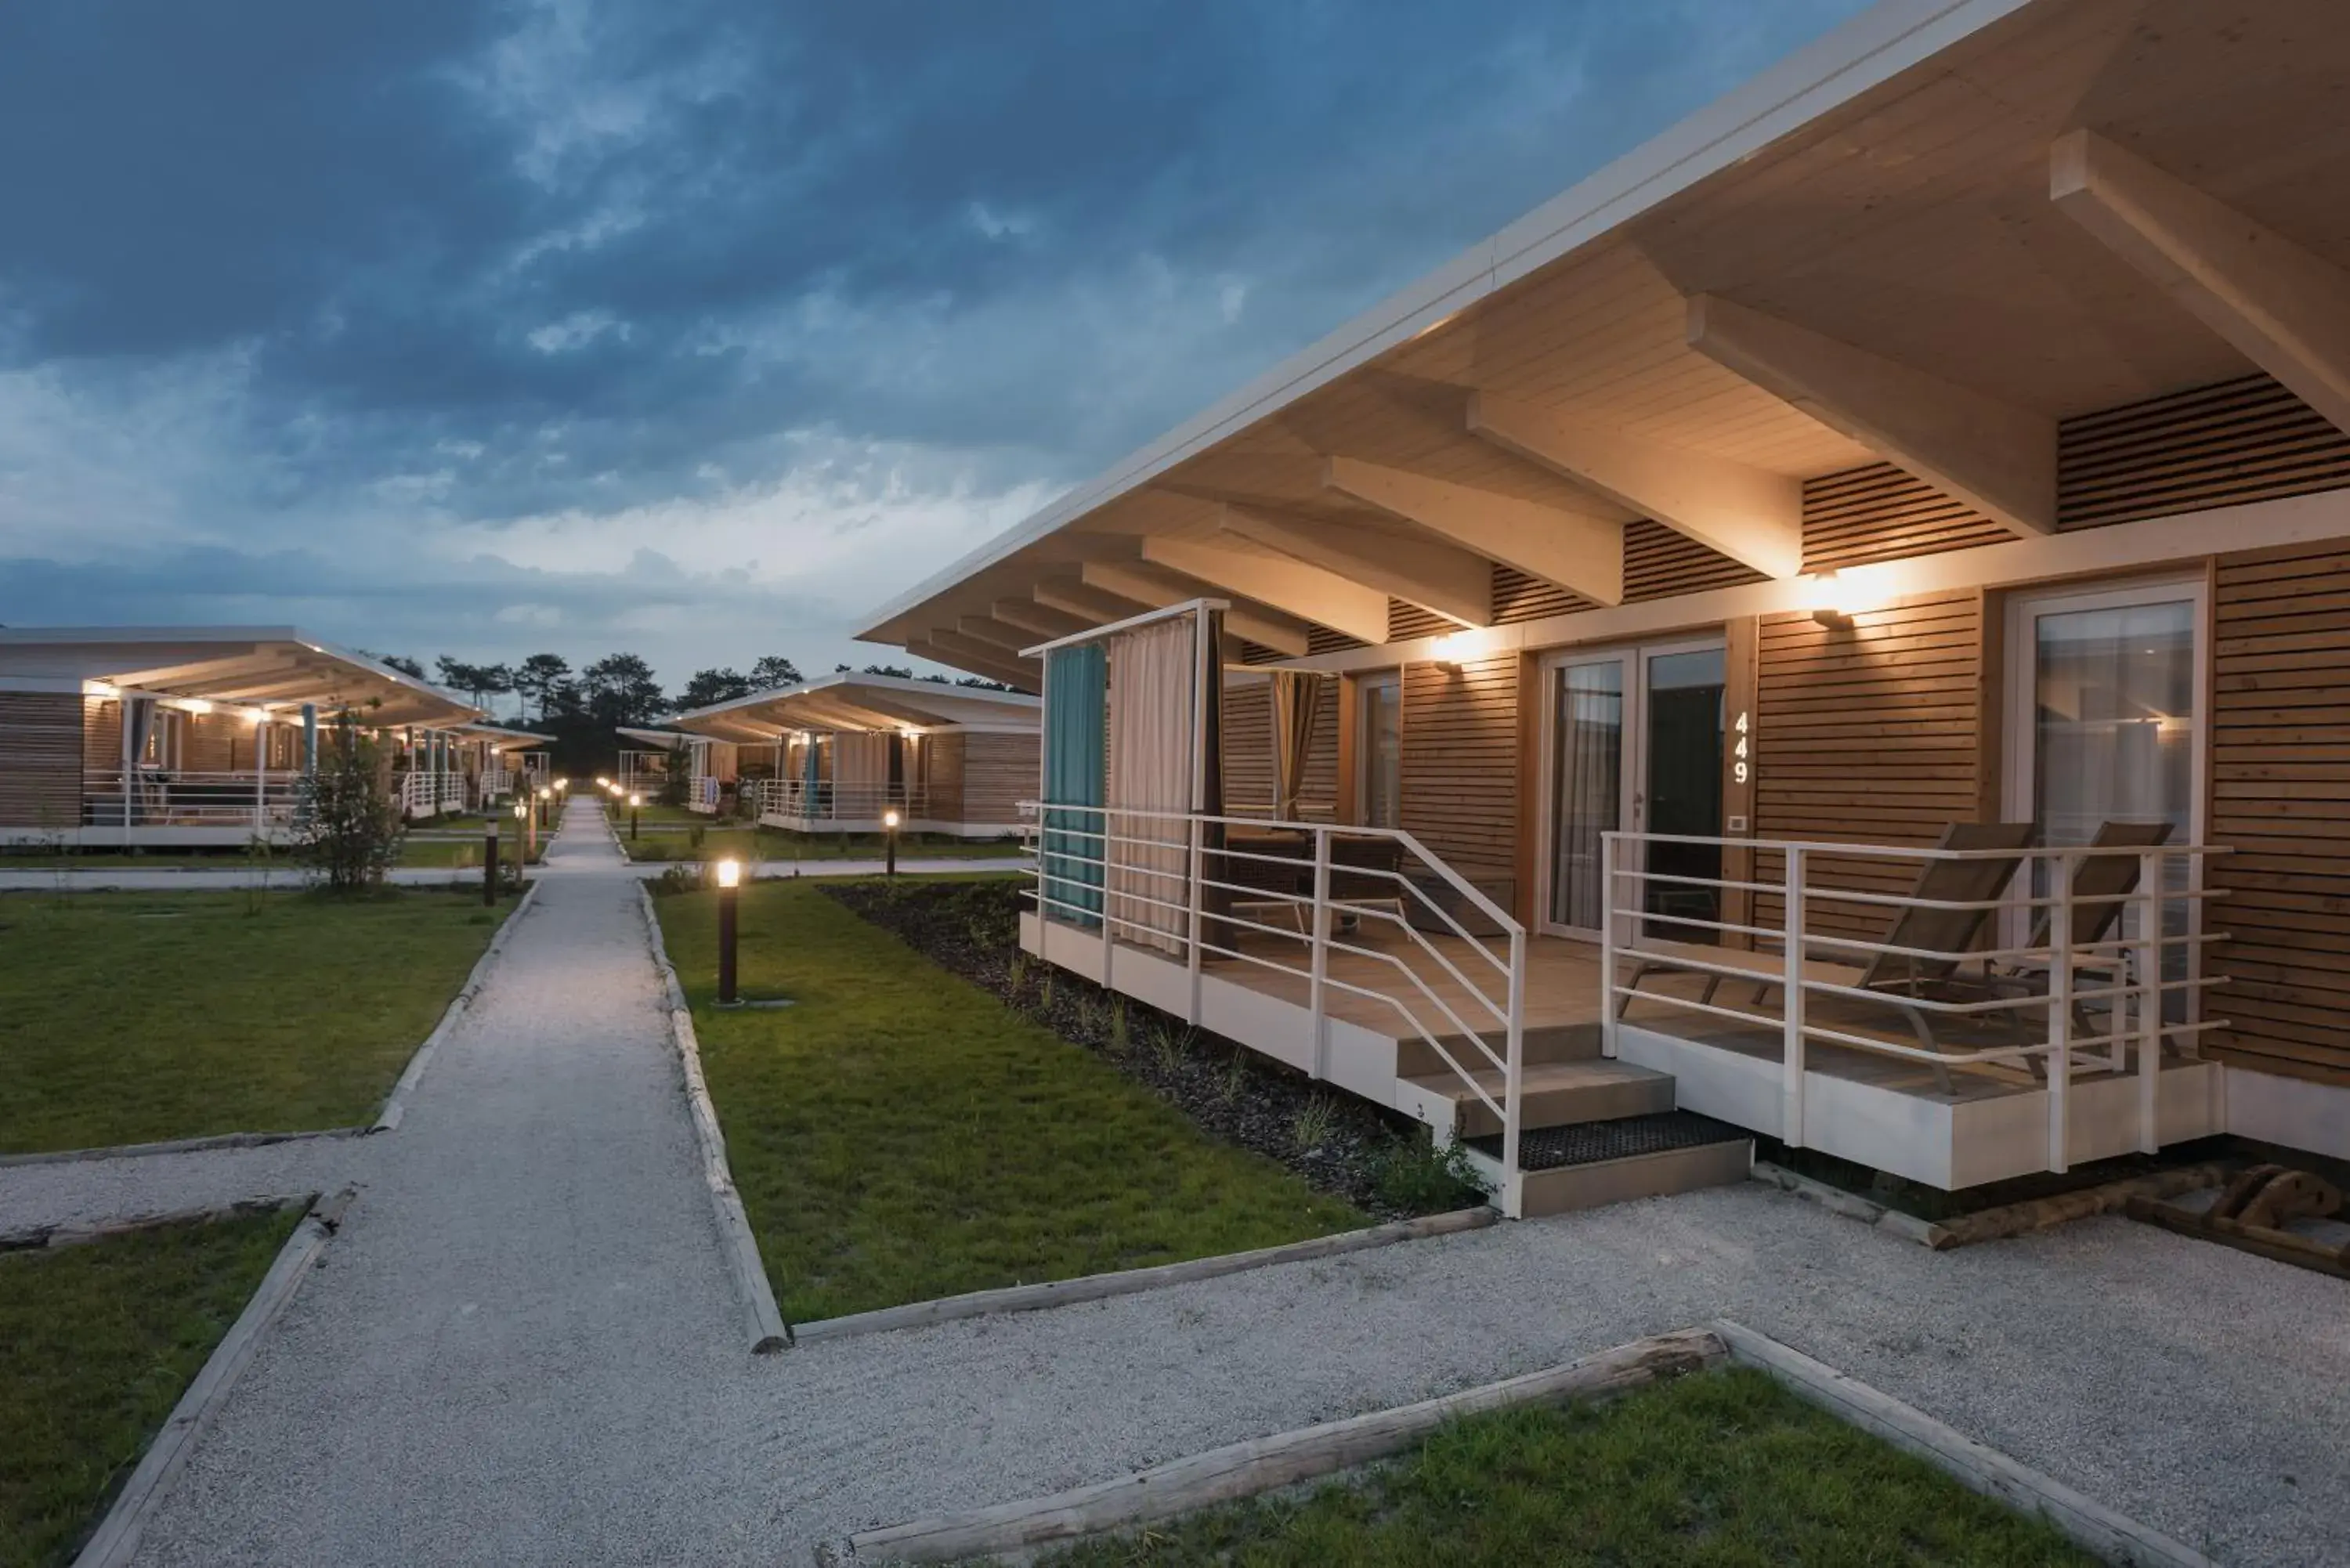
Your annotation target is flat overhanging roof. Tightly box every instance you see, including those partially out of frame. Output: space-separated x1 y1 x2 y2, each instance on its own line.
670 671 1040 745
0 626 480 728
856 0 2350 667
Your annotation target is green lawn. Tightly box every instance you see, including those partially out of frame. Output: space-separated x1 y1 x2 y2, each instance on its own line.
620 825 1024 863
0 888 516 1153
1044 1367 2098 1567
656 881 1360 1321
1 1209 302 1568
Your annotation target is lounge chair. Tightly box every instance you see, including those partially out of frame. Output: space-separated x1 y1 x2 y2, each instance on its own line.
1616 821 2036 1090
1987 819 2175 1074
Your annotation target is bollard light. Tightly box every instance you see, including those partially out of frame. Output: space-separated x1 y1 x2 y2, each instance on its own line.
629 792 642 840
714 858 742 1006
483 816 501 906
884 807 901 879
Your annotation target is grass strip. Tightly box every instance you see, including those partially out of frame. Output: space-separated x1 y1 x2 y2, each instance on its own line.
1042 1365 2099 1566
0 887 515 1153
0 1209 302 1568
656 881 1361 1321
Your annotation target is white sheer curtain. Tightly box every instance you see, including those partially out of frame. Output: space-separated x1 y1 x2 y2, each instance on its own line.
1107 616 1196 952
833 732 889 815
1549 661 1624 931
2032 601 2195 849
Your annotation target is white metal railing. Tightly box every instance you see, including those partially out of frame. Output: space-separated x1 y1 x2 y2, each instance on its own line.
396 770 468 819
744 780 931 823
481 768 517 804
689 775 721 813
1022 800 1528 1215
82 768 306 829
1597 830 2230 1173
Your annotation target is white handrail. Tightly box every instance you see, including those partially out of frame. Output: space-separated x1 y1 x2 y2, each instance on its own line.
1024 798 1528 1212
1601 829 2229 1173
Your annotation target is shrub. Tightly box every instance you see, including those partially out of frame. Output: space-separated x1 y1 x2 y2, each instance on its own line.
293 711 404 891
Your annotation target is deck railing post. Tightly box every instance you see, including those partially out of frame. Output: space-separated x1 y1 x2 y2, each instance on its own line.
1308 827 1332 1082
1187 813 1205 1026
1599 833 1618 1060
252 718 268 833
1502 926 1526 1221
1781 844 1806 1150
2135 848 2162 1156
2048 851 2074 1174
1099 807 1114 990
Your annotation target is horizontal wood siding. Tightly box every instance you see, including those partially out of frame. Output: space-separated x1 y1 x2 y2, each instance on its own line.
2208 540 2350 1082
1493 565 1590 626
958 732 1035 826
2061 374 2350 529
1387 599 1451 641
1625 518 1768 603
1804 464 2008 571
84 697 119 770
924 732 966 821
1752 591 1987 938
1401 652 1517 876
0 692 85 829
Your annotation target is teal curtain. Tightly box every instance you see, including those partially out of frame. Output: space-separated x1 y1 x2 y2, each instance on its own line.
801 733 819 809
1043 643 1108 927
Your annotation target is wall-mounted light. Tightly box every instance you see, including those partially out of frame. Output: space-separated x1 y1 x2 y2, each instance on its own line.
83 680 120 699
1428 629 1487 671
1809 570 1855 629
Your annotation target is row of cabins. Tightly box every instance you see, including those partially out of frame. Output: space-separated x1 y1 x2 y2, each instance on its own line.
0 628 545 846
626 673 1040 839
852 0 2350 1213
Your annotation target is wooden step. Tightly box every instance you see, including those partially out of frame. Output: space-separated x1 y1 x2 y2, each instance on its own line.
1461 1111 1753 1219
1394 1021 1600 1080
1397 1059 1675 1140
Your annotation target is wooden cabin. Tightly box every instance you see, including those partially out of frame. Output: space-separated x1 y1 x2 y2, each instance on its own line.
852 0 2350 1216
0 627 483 847
669 673 1038 838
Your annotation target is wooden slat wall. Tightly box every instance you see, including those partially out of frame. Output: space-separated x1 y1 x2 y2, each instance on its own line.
1402 652 1518 876
924 732 966 821
0 692 85 829
1387 599 1451 641
1805 464 2008 570
2061 374 2350 529
1625 518 1767 602
1494 565 1589 626
1752 591 1988 938
2208 540 2350 1082
959 732 1036 826
84 698 120 769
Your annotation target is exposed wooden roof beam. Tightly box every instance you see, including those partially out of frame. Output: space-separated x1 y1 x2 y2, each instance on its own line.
907 634 1036 691
956 616 1032 653
1465 392 1802 580
1687 294 2054 538
1137 535 1390 645
1323 453 1625 605
1217 502 1493 628
2052 127 2350 439
992 598 1089 639
1034 578 1148 625
1079 560 1312 656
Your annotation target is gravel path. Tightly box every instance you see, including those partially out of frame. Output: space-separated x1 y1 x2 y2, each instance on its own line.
110 804 2337 1567
0 854 1026 891
0 1137 371 1235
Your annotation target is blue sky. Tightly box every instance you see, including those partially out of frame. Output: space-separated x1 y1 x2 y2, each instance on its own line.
0 0 1864 698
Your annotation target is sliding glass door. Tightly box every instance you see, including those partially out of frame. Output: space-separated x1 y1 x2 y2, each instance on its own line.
1542 638 1726 938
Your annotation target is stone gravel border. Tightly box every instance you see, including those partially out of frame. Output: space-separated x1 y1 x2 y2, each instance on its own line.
791 1207 1499 1345
371 880 543 1132
634 882 792 1354
70 1187 355 1568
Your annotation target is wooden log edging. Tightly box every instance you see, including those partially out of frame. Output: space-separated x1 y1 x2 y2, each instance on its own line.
634 883 792 1355
1751 1160 2243 1252
829 1327 1727 1565
1713 1320 2221 1568
792 1206 1499 1346
371 879 543 1133
0 1195 304 1254
0 1125 364 1170
70 1187 356 1568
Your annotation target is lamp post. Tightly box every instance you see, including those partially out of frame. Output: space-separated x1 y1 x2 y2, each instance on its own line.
483 811 500 907
515 797 533 865
629 792 642 840
537 784 551 833
884 807 901 879
715 858 741 1006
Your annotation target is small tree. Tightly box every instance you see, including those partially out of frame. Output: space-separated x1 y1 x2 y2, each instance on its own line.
295 711 405 891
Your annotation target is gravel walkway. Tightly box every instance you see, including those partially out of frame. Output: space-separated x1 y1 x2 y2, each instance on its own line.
101 804 2336 1567
0 1137 371 1235
0 855 1026 892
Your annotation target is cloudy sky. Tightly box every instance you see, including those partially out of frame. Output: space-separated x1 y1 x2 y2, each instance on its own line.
0 0 1864 703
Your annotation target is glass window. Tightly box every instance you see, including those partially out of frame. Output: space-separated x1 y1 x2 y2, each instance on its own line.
2032 600 2195 851
1360 676 1401 829
1642 648 1726 938
1549 660 1624 930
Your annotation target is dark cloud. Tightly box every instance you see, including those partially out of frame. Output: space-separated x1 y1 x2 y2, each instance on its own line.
0 0 1866 685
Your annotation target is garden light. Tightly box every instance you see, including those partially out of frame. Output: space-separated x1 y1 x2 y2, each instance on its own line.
884 807 901 878
629 792 642 840
714 858 742 1006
